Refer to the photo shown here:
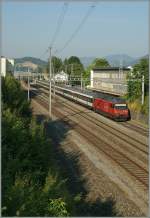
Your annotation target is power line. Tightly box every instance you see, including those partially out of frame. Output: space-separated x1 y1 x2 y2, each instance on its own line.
39 2 68 60
50 1 69 47
55 0 98 55
39 48 49 60
39 1 97 60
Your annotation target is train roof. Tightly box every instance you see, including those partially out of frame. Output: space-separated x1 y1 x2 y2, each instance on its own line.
58 85 126 104
55 85 93 98
37 81 126 104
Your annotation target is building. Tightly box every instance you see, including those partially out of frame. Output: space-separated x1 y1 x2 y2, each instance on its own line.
54 71 68 83
90 67 131 95
0 56 14 77
0 57 6 77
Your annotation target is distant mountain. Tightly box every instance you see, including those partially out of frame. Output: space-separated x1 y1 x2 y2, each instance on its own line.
80 54 135 68
104 54 135 67
15 55 148 70
127 54 149 66
15 57 47 66
80 54 149 68
80 57 95 68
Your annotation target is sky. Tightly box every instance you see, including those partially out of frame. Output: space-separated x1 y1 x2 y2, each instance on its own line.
1 0 149 60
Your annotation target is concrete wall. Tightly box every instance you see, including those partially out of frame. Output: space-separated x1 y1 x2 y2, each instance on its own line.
90 69 130 95
0 57 14 77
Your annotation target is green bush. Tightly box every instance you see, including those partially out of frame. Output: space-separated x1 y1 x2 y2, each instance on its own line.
2 76 72 216
2 75 31 118
141 95 149 115
127 58 149 115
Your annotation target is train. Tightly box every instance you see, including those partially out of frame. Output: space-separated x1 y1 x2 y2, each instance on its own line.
36 81 131 121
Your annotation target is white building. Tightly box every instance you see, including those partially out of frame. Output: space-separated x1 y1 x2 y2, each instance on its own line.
54 71 68 83
0 57 6 77
0 56 14 77
90 67 131 95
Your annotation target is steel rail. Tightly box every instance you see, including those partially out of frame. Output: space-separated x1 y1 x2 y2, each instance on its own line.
33 94 148 190
30 88 148 189
35 81 148 149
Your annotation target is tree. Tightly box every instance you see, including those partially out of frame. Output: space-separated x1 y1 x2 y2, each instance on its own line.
2 76 71 216
132 58 149 95
67 56 82 65
46 56 63 77
64 56 84 75
127 58 149 101
2 76 31 117
91 58 110 68
52 56 63 74
6 60 14 75
63 56 85 86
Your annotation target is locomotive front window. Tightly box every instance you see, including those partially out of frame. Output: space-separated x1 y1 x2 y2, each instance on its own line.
114 104 127 110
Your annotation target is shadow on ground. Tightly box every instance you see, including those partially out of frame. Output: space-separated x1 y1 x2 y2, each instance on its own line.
34 109 119 216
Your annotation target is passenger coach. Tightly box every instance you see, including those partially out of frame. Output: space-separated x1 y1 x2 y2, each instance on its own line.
36 81 130 121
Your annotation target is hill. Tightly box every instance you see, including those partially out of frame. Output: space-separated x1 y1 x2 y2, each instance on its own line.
80 54 149 68
15 57 47 66
80 56 95 68
104 54 135 67
127 54 149 66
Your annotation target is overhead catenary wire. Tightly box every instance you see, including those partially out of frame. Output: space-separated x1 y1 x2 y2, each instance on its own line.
39 48 49 60
50 1 69 47
55 0 98 55
38 2 68 60
39 1 97 62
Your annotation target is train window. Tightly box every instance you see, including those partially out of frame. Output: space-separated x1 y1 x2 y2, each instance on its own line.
114 104 127 110
78 94 93 102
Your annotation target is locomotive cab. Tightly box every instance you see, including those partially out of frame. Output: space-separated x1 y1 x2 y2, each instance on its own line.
113 103 130 121
114 103 128 110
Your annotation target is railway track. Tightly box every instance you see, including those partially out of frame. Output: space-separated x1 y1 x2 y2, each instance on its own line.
120 121 148 137
33 83 148 166
54 97 148 153
30 87 148 191
35 80 148 137
35 82 148 150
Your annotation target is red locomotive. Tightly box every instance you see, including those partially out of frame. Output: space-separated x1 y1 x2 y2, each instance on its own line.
93 96 130 121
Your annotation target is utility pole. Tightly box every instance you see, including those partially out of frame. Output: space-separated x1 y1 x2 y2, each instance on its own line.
49 47 52 118
27 68 30 101
81 71 83 90
65 65 67 85
71 64 73 86
65 64 68 85
52 63 56 99
141 75 144 105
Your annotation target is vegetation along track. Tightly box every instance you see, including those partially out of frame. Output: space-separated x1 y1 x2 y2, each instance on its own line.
30 87 148 191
